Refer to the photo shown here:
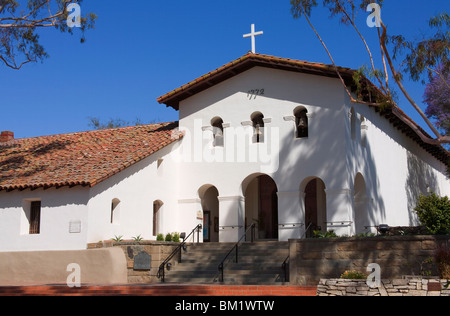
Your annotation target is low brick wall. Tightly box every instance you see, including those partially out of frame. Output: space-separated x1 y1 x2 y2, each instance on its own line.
289 235 450 286
317 278 450 296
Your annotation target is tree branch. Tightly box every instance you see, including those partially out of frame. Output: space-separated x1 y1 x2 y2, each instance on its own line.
380 21 445 142
427 66 450 90
300 5 357 103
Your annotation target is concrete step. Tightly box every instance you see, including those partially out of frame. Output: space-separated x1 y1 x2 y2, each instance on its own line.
163 241 289 285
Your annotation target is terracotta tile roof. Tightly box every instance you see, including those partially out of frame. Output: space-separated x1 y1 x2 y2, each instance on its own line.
0 122 182 191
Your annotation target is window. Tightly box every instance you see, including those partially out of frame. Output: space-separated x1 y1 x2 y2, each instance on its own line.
29 201 41 235
251 112 265 143
111 199 121 225
211 117 224 147
294 107 309 139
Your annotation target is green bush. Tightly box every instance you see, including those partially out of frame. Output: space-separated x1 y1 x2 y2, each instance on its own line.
415 192 450 235
165 233 173 242
156 233 164 241
313 230 338 238
172 232 180 243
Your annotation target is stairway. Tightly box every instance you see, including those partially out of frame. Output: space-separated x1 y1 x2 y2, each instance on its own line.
163 241 289 285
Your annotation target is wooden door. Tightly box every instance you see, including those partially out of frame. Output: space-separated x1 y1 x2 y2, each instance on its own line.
258 176 278 239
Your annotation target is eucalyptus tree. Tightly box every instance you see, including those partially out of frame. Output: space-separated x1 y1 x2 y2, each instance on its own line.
0 0 96 70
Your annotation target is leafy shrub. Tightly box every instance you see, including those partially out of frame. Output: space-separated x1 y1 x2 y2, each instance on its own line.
156 233 164 241
172 232 181 243
313 230 338 238
165 233 173 242
415 192 450 235
341 270 368 280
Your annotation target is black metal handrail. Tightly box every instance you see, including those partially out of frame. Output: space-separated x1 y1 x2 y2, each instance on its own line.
157 224 202 282
218 223 256 283
281 256 290 282
281 222 314 282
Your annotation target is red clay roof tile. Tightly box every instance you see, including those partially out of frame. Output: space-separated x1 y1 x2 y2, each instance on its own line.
0 122 182 191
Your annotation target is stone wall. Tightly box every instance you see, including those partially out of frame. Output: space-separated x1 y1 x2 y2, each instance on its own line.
289 235 450 286
89 241 180 284
317 278 450 296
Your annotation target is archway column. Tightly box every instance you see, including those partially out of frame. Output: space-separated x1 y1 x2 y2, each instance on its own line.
218 196 245 243
325 188 354 236
177 198 204 243
277 191 303 241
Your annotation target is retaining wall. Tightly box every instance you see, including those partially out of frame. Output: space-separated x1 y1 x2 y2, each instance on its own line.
0 248 127 286
289 235 450 286
317 278 449 296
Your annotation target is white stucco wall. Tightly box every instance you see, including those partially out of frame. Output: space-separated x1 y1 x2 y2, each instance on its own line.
86 141 181 244
174 66 449 240
347 99 450 234
0 187 89 252
176 66 351 240
0 65 448 252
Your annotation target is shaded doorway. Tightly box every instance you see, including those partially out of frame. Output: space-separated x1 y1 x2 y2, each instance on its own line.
199 185 219 242
303 178 327 238
354 173 369 234
244 174 279 240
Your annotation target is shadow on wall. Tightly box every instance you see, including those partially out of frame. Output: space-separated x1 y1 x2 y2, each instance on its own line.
405 152 440 226
272 99 386 236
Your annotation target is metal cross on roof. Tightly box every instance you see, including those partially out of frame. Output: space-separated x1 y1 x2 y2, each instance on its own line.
243 24 263 54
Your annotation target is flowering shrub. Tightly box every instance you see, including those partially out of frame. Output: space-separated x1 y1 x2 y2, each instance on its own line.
340 270 368 280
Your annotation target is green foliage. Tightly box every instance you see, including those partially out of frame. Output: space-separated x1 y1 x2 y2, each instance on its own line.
415 192 450 235
354 232 376 238
132 234 143 242
313 230 338 238
172 232 180 243
111 235 123 242
164 233 173 242
156 233 164 242
158 232 181 242
0 0 97 69
341 270 368 280
390 12 450 83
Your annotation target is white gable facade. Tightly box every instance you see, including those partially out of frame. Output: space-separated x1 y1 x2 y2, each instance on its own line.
0 54 448 252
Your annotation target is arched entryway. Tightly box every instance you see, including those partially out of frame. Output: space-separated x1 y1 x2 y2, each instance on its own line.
354 173 369 234
243 174 279 240
301 178 327 238
198 185 219 242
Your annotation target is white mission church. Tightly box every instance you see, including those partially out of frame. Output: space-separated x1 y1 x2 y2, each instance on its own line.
0 51 449 252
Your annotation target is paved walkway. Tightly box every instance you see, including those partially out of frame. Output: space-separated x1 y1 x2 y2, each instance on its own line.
0 284 317 296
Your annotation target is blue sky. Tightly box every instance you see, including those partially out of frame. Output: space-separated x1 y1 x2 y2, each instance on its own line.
1 0 449 139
